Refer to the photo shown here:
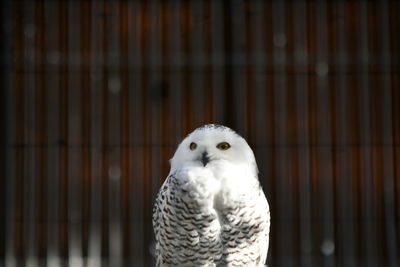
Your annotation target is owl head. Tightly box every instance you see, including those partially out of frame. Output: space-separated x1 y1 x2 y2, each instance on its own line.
169 124 257 174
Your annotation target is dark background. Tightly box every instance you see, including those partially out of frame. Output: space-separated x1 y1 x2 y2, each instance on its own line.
1 0 399 266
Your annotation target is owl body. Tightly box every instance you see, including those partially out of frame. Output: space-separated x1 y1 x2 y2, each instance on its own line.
153 125 270 267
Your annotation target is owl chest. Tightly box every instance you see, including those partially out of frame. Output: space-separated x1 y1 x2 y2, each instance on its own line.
158 188 266 265
170 195 262 240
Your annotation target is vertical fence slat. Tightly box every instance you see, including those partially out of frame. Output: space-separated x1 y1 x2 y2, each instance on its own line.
127 1 144 265
34 1 47 262
222 0 233 126
191 0 205 126
314 2 336 267
274 1 300 266
380 1 398 266
0 1 5 262
119 1 130 265
169 0 183 144
272 1 293 266
293 1 313 267
108 1 122 265
87 2 103 267
388 3 400 262
357 1 377 266
24 1 37 266
100 0 110 262
250 0 266 141
231 0 246 133
210 0 225 124
139 0 151 264
79 1 92 263
67 2 82 266
336 2 356 266
57 0 70 261
4 0 15 265
46 2 61 266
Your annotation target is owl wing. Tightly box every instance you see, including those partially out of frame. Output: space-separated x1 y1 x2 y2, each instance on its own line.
219 182 270 266
152 176 169 265
152 172 222 267
258 188 271 266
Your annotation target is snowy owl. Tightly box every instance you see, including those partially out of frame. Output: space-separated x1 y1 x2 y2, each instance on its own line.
153 124 270 266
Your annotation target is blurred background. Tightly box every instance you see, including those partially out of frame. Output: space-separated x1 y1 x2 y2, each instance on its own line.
1 0 399 266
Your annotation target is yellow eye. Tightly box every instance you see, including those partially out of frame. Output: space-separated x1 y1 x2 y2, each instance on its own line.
216 142 231 150
189 142 197 150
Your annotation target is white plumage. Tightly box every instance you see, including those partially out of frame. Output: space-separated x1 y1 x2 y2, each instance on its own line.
153 124 270 266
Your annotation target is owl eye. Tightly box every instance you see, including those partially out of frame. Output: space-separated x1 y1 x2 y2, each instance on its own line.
216 142 231 150
189 142 197 150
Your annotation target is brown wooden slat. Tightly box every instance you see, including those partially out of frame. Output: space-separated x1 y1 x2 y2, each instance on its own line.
0 10 6 262
100 0 109 259
34 1 48 260
78 2 92 262
119 1 130 263
13 0 25 261
58 0 69 259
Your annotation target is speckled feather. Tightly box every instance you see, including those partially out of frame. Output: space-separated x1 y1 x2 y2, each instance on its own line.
153 125 270 267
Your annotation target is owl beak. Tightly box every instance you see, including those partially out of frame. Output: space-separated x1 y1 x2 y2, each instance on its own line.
201 151 210 166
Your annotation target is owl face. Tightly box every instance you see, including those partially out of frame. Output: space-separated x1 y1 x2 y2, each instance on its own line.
170 125 257 173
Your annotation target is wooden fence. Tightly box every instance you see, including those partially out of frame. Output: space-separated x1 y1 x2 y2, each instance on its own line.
1 0 399 266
